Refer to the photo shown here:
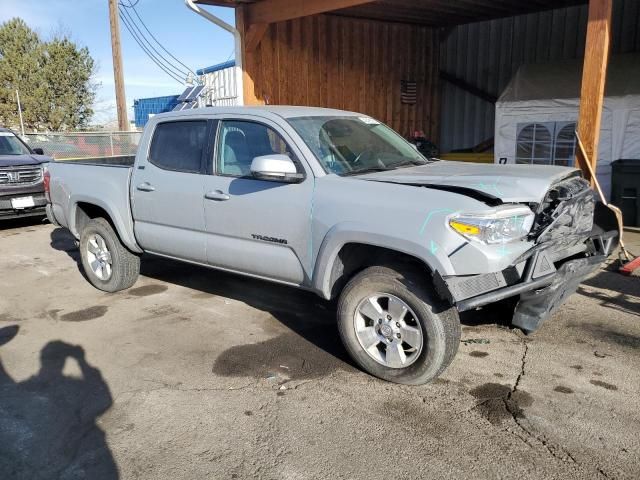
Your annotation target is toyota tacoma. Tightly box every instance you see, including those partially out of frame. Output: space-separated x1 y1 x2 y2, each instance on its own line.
45 107 616 384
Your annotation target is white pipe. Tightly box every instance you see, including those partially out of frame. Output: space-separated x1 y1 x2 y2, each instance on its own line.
185 0 244 106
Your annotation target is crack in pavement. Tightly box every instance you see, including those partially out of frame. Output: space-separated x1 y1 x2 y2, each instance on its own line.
499 335 610 478
502 338 580 465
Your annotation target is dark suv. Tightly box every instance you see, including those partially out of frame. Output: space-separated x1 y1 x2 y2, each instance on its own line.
0 128 52 221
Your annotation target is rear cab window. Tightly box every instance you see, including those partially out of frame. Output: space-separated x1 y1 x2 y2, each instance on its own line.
149 121 209 173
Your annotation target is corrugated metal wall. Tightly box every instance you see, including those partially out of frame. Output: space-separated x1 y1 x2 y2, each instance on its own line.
133 95 180 128
203 66 239 106
439 0 640 153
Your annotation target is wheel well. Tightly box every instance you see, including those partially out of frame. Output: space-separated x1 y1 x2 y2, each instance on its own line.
75 202 113 235
327 243 433 299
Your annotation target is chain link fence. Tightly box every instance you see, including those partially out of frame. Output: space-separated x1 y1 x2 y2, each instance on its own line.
22 132 142 160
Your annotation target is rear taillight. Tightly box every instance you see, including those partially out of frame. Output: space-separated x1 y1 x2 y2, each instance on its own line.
43 167 51 202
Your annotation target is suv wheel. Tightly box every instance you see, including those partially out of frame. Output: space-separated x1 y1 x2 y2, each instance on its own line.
79 218 140 292
337 265 460 385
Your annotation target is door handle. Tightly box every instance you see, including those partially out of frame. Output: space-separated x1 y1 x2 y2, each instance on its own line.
136 182 155 192
204 190 230 201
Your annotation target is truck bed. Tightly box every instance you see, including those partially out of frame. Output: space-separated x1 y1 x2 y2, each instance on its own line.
57 155 135 167
47 160 140 252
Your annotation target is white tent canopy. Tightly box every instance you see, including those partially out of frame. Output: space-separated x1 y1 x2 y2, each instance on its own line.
494 53 640 199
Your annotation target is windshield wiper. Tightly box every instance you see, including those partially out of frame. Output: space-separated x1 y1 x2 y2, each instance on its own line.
342 166 391 176
387 158 428 169
343 158 429 176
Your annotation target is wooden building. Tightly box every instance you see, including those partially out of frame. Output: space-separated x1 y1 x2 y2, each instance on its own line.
194 0 621 182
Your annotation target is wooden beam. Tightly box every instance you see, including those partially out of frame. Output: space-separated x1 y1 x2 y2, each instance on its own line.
439 71 497 104
247 0 375 25
245 22 269 52
576 0 613 183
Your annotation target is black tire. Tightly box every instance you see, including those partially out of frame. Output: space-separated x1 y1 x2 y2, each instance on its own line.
337 265 460 385
79 217 140 292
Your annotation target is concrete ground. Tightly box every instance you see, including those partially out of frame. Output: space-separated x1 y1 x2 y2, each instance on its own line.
0 218 639 479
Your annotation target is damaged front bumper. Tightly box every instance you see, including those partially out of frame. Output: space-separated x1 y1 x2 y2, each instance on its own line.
437 227 617 334
436 177 621 333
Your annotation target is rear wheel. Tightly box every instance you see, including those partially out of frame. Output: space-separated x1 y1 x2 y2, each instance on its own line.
79 218 140 292
337 266 460 385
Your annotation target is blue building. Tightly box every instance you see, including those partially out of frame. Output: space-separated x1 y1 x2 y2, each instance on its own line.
133 95 180 128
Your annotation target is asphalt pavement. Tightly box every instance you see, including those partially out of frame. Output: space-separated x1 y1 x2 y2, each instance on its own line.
0 218 638 479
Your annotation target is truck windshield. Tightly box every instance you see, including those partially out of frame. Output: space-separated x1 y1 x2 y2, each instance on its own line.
288 116 429 175
0 132 31 155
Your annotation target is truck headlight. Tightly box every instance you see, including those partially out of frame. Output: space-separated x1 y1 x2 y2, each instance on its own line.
448 205 535 244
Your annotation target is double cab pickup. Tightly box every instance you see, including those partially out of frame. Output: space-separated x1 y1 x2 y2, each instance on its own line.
46 107 615 384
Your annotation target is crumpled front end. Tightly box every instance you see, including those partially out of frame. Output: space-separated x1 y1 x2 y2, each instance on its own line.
510 176 611 332
438 176 617 333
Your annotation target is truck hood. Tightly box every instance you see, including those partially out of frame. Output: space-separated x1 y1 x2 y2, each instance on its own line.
0 154 52 168
358 161 579 204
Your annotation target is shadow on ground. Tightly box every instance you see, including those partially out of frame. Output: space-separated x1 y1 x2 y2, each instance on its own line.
0 216 46 233
50 227 83 267
48 228 522 380
140 254 357 381
49 227 354 381
578 269 640 316
458 298 518 329
0 325 118 479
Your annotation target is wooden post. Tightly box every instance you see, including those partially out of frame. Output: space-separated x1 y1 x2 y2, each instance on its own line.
108 0 129 131
236 5 263 105
575 0 612 183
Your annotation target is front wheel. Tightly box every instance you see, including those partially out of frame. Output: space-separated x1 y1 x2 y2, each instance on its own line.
337 266 460 385
79 217 140 292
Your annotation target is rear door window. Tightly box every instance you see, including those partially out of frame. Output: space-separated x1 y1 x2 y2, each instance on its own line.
149 121 208 173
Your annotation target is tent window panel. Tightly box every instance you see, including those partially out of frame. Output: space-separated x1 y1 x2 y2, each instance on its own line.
553 123 576 167
533 141 552 161
515 121 576 166
516 141 533 163
516 123 552 164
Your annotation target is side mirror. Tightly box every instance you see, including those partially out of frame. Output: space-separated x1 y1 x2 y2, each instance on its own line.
32 147 44 155
250 154 304 183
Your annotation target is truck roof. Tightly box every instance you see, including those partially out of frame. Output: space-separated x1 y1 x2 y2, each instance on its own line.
153 105 363 121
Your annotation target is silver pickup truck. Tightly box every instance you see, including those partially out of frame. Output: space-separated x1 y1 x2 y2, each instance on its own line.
46 107 616 384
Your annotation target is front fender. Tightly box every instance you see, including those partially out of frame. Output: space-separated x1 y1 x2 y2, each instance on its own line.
311 221 456 299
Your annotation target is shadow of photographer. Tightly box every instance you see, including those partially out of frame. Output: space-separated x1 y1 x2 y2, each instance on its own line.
0 326 118 479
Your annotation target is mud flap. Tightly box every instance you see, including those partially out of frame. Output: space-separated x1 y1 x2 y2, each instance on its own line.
512 257 602 334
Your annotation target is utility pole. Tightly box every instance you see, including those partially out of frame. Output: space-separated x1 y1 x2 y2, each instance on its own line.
15 90 25 136
108 0 129 131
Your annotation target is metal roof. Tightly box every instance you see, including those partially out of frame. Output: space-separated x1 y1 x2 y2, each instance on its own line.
196 0 588 26
196 60 236 76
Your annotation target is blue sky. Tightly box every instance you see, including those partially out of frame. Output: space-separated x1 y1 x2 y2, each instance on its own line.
0 0 235 125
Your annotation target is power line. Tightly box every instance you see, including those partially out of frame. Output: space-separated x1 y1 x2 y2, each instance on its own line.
118 11 183 84
123 0 196 76
119 6 189 79
119 12 183 84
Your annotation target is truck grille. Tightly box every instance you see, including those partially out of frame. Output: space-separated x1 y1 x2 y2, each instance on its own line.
0 166 43 186
531 176 595 244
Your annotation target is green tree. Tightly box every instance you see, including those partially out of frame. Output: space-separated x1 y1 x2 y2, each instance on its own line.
0 18 97 131
0 18 42 129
